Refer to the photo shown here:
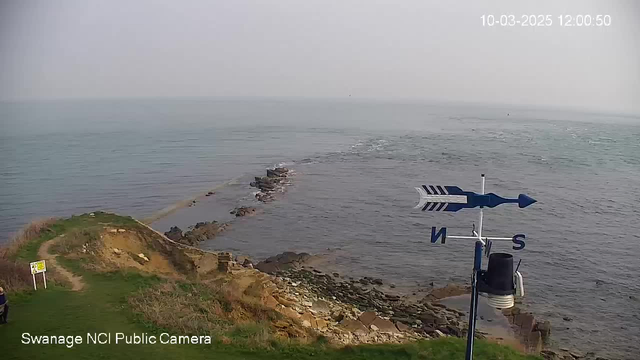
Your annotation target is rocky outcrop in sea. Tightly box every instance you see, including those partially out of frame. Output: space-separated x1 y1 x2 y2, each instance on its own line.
163 221 230 246
250 167 291 202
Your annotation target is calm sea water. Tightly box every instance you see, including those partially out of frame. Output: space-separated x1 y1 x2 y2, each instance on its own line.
1 99 639 358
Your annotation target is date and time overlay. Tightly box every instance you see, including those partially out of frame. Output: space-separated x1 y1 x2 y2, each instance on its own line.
481 14 612 27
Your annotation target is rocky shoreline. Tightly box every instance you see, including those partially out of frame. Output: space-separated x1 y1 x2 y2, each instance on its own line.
157 165 612 360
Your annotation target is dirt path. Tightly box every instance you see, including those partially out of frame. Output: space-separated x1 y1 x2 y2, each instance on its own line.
38 237 85 291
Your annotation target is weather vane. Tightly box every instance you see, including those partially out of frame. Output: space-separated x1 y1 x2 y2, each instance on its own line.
414 174 536 360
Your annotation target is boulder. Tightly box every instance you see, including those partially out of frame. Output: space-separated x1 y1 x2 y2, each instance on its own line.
535 320 552 341
242 259 254 268
256 252 311 274
340 319 368 335
371 317 398 333
300 313 317 328
231 206 257 217
358 311 377 327
395 322 410 332
315 318 328 330
434 329 446 338
164 226 183 241
137 253 150 262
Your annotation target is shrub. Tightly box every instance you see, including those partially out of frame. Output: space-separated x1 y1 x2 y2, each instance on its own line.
0 258 34 292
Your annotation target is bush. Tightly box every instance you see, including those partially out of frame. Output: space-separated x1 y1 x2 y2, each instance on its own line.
0 258 34 292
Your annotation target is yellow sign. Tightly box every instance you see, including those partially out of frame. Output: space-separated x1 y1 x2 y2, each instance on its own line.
30 260 46 274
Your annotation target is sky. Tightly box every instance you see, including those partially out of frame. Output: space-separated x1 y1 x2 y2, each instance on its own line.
0 0 639 114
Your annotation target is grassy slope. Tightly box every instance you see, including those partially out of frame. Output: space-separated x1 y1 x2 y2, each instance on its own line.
1 213 541 360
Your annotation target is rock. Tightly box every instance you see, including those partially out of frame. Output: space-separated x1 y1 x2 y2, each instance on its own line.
370 324 379 331
526 330 543 354
164 226 183 241
236 255 251 263
300 313 317 328
179 221 228 245
340 319 368 335
256 252 311 274
311 299 331 313
359 311 377 326
137 253 150 262
112 248 122 255
302 320 311 328
315 318 328 330
117 228 126 233
278 306 300 319
514 313 536 333
569 350 583 359
395 322 410 332
242 259 254 268
563 316 573 322
371 317 398 333
419 310 444 325
390 283 396 288
422 284 470 302
275 294 296 307
535 320 552 341
89 213 95 217
433 329 446 338
231 206 257 217
541 349 562 360
372 278 383 285
264 295 279 309
333 272 340 278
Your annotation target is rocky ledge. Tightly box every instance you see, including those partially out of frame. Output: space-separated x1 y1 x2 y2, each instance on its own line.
252 252 469 340
250 167 291 203
274 267 469 339
163 221 230 246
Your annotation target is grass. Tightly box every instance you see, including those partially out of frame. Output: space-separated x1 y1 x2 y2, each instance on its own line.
0 212 542 360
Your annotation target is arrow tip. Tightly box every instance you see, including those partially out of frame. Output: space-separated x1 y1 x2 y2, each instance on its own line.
518 194 536 208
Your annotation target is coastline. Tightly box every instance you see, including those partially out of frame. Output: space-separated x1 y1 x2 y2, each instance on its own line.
147 165 591 360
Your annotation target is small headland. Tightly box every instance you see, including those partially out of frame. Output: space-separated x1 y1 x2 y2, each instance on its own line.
0 212 543 360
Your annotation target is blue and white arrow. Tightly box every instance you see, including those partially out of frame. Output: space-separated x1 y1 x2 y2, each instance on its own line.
414 185 536 212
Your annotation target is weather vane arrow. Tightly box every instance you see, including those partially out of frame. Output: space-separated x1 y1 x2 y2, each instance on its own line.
414 185 536 212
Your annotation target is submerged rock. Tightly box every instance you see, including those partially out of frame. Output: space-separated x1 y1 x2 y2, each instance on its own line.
230 206 257 217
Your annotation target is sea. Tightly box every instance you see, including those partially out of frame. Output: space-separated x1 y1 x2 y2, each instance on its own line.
1 98 639 359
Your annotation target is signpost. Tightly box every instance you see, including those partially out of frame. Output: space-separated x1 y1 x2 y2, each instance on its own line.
415 174 536 360
29 260 47 290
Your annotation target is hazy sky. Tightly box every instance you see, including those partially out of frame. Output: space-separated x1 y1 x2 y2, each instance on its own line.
1 0 638 114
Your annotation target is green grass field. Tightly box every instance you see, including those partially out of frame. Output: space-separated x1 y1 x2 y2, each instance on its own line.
0 213 542 360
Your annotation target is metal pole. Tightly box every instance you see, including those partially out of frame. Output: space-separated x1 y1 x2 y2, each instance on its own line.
32 274 37 291
465 240 483 360
466 175 486 360
43 272 47 289
478 174 485 242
